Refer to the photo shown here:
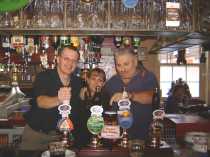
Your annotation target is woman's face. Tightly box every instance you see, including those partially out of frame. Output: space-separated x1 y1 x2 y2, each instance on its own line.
115 53 137 79
87 71 105 93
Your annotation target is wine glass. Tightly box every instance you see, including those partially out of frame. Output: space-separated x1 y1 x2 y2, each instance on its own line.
118 110 133 148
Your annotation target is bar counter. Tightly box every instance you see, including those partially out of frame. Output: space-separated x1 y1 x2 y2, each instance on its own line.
0 142 208 157
0 114 210 157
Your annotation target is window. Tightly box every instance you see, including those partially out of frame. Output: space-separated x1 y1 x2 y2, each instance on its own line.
160 65 199 97
159 45 201 98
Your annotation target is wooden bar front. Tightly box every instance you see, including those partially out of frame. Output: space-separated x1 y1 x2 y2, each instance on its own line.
164 114 210 141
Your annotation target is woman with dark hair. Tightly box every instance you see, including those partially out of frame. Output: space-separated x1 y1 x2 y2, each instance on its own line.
78 68 107 147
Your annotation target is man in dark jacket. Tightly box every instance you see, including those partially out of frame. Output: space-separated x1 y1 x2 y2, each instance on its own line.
20 46 82 151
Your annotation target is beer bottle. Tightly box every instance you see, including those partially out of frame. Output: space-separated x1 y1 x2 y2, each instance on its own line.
152 87 160 111
92 86 102 106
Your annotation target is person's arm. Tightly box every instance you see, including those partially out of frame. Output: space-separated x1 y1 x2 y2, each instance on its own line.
109 90 154 105
129 90 154 105
37 87 71 109
37 96 60 109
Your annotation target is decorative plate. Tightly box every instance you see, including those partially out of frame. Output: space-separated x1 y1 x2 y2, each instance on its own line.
122 0 138 9
0 0 30 12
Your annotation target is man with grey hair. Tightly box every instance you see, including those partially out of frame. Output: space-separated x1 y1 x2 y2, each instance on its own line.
103 48 158 140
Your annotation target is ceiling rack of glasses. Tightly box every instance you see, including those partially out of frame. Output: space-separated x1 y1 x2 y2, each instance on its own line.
0 0 196 36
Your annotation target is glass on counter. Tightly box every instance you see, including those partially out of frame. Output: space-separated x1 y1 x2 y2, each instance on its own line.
101 111 120 148
48 141 66 157
129 139 145 157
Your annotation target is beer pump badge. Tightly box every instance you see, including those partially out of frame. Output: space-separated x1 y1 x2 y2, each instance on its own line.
87 105 104 135
58 118 74 131
90 105 103 116
57 102 74 131
153 109 165 120
118 98 131 111
58 103 71 118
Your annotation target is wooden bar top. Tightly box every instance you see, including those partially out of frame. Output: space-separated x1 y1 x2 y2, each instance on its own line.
0 143 206 157
79 146 130 157
165 114 210 124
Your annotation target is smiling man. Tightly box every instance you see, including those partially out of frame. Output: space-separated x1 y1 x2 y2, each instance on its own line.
20 46 82 151
104 48 158 140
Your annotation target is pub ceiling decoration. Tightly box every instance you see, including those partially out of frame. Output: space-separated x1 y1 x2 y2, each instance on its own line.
0 0 30 12
0 0 209 53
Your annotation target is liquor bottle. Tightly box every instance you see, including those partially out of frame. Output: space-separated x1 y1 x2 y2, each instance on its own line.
1 36 11 72
152 87 160 111
52 36 59 51
59 36 70 48
132 36 141 54
113 36 122 48
2 36 11 53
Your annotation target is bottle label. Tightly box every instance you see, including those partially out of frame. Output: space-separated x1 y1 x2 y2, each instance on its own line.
11 36 24 48
101 125 120 139
2 42 10 48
